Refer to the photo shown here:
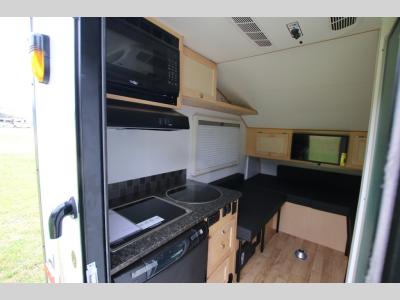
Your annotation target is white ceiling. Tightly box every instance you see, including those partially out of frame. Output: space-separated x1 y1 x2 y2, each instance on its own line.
158 17 381 63
218 30 379 131
157 17 381 131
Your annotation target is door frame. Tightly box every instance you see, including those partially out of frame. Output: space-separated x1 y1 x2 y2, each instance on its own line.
74 17 110 282
346 18 399 282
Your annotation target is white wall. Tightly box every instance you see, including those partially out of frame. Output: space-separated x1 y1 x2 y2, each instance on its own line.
218 30 379 131
107 106 246 184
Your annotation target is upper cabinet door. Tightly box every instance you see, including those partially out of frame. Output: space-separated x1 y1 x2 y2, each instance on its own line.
181 46 217 101
348 132 367 169
247 128 292 160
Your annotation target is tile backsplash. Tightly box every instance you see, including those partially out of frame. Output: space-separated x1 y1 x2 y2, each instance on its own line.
108 169 186 208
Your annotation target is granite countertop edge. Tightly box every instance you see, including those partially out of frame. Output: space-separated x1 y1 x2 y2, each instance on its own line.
110 184 241 275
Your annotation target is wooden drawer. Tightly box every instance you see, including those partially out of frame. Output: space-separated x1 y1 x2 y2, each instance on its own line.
207 217 235 276
207 255 231 283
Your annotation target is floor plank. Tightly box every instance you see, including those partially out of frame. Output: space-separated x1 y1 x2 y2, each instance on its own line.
240 232 348 283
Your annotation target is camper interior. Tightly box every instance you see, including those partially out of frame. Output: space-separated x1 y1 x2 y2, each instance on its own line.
106 17 387 283
31 17 400 283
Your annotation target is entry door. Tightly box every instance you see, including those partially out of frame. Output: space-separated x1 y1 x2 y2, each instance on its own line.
32 17 83 283
347 19 400 282
32 18 108 282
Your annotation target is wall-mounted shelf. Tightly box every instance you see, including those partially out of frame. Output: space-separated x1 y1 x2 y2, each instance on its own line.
182 96 258 116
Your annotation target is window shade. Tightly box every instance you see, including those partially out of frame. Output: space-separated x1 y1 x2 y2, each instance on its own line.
193 118 240 176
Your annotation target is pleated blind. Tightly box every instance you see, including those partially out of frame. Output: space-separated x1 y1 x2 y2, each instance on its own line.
193 117 240 175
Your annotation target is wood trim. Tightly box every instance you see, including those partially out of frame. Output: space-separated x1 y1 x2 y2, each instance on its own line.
182 96 257 115
183 46 217 69
249 127 367 134
107 93 179 109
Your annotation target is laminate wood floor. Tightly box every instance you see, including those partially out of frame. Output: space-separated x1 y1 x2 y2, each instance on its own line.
240 232 348 283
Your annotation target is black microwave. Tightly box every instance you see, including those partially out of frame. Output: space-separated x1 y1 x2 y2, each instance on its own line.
106 18 180 106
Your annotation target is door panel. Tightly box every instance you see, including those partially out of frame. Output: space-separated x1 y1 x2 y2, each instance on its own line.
32 17 83 282
347 18 399 282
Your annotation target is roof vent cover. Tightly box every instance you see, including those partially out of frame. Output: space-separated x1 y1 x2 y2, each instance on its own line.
231 17 272 47
330 17 357 31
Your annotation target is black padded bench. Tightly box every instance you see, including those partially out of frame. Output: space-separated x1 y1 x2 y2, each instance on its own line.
211 174 286 281
211 165 361 282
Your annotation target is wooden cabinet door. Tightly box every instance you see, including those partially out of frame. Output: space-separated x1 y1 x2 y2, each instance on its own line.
207 217 235 276
348 132 367 169
255 131 291 159
207 256 231 283
181 46 217 101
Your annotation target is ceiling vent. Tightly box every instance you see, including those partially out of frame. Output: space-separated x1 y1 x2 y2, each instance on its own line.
231 17 272 47
330 17 357 31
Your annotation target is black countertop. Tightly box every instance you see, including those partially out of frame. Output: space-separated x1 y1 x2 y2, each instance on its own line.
110 180 241 276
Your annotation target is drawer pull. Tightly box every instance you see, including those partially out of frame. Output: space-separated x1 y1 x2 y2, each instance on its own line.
221 230 226 235
220 243 226 249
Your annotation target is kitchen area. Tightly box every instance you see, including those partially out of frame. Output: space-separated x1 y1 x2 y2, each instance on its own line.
105 17 249 282
104 17 370 283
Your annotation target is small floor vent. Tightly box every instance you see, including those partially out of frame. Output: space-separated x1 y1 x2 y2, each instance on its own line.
231 17 272 47
330 17 357 31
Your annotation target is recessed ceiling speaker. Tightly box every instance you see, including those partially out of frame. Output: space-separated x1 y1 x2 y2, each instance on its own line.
294 248 308 261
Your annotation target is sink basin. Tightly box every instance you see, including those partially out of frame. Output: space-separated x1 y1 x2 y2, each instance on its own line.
166 183 222 204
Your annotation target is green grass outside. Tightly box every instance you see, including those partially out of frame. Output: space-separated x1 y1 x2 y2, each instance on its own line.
0 128 45 282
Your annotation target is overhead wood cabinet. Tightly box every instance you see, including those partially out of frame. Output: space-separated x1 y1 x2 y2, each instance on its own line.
181 46 217 101
347 132 367 169
180 46 257 116
247 128 292 160
207 204 238 283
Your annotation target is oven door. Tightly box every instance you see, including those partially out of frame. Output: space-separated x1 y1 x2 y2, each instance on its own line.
112 222 208 283
106 18 179 105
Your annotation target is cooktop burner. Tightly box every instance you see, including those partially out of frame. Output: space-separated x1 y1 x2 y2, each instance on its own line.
166 182 222 204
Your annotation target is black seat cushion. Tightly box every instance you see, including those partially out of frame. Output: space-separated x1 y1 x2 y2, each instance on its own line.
236 186 285 241
276 165 361 216
211 174 286 241
211 166 361 241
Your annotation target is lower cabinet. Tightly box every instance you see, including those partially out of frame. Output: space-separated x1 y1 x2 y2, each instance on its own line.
207 255 231 283
207 202 238 283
